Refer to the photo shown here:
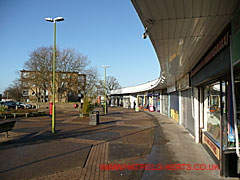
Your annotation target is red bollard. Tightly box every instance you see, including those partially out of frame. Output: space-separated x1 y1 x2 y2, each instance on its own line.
49 102 53 117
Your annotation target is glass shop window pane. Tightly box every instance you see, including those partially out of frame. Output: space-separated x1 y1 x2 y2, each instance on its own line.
222 81 227 149
235 73 240 141
206 82 221 142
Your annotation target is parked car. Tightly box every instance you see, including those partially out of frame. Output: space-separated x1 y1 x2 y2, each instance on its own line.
24 103 32 109
15 102 25 109
17 102 32 109
4 101 20 109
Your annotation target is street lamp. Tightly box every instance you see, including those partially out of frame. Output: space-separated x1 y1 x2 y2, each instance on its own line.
101 65 110 114
6 91 9 100
45 16 64 134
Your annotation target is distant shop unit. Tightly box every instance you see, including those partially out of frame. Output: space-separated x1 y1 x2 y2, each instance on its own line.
167 85 179 123
162 89 169 116
177 73 195 136
147 91 160 112
137 94 144 110
181 88 194 136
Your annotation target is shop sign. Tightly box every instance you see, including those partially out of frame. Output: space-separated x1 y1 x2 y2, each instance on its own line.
147 93 160 96
167 84 176 93
202 133 220 160
191 32 229 77
232 8 240 66
177 73 190 90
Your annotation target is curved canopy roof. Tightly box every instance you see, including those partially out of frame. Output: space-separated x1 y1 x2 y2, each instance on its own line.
110 78 161 95
131 0 240 88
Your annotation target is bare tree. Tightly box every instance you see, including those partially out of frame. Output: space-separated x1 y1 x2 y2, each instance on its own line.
23 46 98 102
56 48 89 102
4 78 22 101
84 66 100 99
99 76 121 95
24 46 59 102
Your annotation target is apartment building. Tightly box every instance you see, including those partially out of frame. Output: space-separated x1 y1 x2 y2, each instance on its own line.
21 70 86 103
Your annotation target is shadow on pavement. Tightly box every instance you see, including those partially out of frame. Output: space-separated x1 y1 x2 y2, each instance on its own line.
0 125 115 150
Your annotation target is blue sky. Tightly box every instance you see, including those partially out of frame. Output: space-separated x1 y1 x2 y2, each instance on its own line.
0 0 160 94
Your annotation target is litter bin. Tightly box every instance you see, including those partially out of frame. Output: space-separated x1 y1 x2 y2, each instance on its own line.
89 111 99 125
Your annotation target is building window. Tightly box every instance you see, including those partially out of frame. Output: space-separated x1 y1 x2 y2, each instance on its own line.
22 90 29 96
31 91 35 96
22 82 29 87
22 72 30 78
62 73 66 79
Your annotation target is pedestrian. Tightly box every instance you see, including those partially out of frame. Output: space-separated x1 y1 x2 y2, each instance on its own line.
133 101 136 109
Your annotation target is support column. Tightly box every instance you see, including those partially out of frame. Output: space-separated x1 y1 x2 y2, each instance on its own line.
194 87 200 143
179 91 182 125
168 94 171 118
160 90 163 114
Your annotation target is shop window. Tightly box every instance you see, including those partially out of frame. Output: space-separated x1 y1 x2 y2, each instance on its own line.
204 82 221 142
235 73 240 130
224 72 240 148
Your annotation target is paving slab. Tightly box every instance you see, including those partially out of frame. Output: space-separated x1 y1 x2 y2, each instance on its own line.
0 107 235 179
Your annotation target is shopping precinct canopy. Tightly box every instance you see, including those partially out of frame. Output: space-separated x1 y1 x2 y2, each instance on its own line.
130 0 240 89
110 78 161 95
111 0 240 96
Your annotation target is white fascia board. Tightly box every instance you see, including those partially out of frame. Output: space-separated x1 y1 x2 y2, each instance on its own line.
110 78 161 95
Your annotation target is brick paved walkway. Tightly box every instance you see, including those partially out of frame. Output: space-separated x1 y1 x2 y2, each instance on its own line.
0 107 154 180
32 142 109 180
0 107 235 179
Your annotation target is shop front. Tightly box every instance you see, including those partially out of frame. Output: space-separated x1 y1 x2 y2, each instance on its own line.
123 96 130 108
178 73 194 135
137 94 144 110
147 91 160 112
191 28 240 176
162 89 169 116
110 95 121 107
168 85 179 122
156 90 161 112
202 78 240 177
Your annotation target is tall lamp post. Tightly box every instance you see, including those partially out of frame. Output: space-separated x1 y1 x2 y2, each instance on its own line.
45 17 64 134
101 65 110 114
